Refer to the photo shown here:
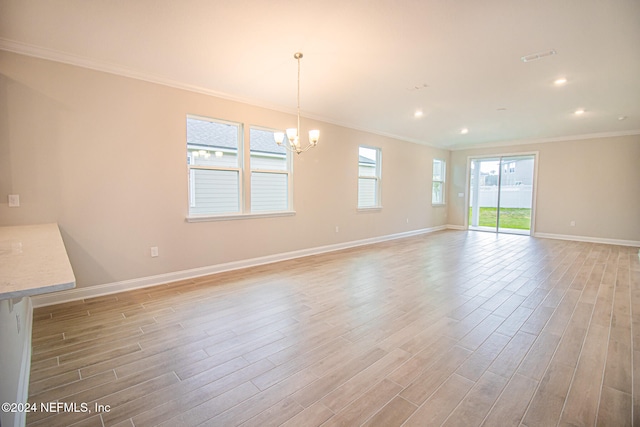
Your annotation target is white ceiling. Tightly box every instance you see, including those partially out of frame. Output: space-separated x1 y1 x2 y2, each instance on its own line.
1 0 639 149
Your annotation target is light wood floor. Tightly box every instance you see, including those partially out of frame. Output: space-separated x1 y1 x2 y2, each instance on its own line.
27 230 639 427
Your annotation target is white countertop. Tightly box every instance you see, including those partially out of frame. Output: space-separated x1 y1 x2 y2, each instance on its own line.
0 223 76 300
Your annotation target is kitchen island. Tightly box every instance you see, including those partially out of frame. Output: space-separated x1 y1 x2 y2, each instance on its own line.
0 223 75 427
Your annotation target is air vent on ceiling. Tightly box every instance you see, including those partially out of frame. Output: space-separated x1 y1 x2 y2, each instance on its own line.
407 83 429 91
521 49 557 62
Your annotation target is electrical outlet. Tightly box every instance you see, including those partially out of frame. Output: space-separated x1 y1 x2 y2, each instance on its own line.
150 246 159 257
8 194 20 207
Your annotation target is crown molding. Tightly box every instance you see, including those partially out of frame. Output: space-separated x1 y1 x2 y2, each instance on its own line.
0 39 297 117
0 38 447 150
2 38 635 152
449 129 640 151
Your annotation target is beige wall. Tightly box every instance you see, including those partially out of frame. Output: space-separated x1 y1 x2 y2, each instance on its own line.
448 135 640 242
0 51 449 288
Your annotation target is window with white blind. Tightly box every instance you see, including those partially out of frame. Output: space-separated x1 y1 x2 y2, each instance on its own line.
432 158 446 205
187 116 242 216
187 116 292 218
358 146 381 209
250 127 291 212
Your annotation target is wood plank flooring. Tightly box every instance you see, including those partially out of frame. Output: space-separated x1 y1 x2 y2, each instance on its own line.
27 230 639 426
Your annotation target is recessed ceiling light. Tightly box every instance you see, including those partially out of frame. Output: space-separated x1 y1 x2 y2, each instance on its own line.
414 110 424 118
574 109 585 115
554 78 567 86
460 128 469 134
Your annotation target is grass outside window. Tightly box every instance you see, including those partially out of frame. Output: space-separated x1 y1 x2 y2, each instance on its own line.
469 207 531 230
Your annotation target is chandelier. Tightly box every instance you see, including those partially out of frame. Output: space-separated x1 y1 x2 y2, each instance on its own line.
274 52 319 154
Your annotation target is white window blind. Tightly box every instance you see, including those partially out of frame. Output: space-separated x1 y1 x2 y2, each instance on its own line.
187 116 241 216
432 158 446 205
358 146 381 209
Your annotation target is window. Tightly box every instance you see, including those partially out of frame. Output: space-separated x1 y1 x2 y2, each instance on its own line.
187 116 242 216
358 146 381 209
250 127 290 212
187 116 292 218
432 158 446 205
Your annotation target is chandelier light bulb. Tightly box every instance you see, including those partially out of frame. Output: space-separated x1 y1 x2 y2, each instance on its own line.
309 129 320 145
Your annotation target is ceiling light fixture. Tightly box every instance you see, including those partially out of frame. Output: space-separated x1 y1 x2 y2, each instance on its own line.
414 110 424 118
554 78 567 86
574 109 585 115
274 52 319 154
460 128 469 135
521 49 557 62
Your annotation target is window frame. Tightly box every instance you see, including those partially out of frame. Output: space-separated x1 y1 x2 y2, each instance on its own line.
357 145 382 210
432 158 446 206
186 115 295 221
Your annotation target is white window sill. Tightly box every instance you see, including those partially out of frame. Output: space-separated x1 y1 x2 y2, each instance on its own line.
357 206 383 213
187 211 296 222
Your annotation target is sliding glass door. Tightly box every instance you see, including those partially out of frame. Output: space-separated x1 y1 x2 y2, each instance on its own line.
469 155 535 235
469 158 500 232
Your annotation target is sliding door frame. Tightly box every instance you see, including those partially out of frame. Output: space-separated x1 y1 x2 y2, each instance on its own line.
464 151 539 236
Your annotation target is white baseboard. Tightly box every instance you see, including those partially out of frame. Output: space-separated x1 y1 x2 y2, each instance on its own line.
32 225 448 308
443 225 639 247
534 232 640 247
446 224 466 231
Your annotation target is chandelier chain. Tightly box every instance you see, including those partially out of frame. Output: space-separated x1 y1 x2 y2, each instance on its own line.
297 53 301 139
